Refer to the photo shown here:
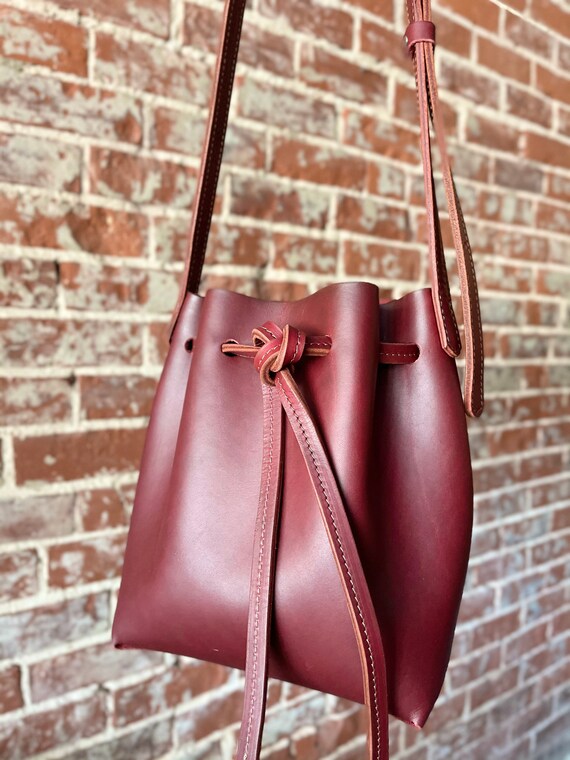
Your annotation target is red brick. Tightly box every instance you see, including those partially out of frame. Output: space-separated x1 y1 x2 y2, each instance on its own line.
0 692 106 757
29 643 162 701
457 587 495 623
80 375 156 420
0 258 57 308
48 532 127 587
471 666 518 710
0 134 82 191
77 488 129 531
525 132 570 169
302 46 389 107
537 268 570 296
0 493 75 544
51 0 169 36
438 0 500 30
477 37 531 84
0 666 23 715
532 0 570 33
466 114 520 153
14 427 146 484
231 174 331 229
0 71 142 142
238 76 337 138
422 693 466 735
507 85 553 128
184 7 294 76
495 159 543 194
293 728 319 760
95 34 211 105
115 660 230 727
476 261 533 294
70 719 174 759
148 320 171 365
537 202 570 235
60 262 180 313
505 622 549 664
0 6 87 75
152 107 265 169
0 377 72 426
258 0 353 49
548 172 570 202
479 190 534 226
90 148 196 207
532 533 570 565
505 12 554 59
366 161 407 200
0 318 142 367
432 10 472 57
360 20 407 69
0 549 39 601
206 222 272 269
537 65 570 107
472 610 521 650
449 646 501 690
440 60 500 107
0 193 148 258
272 138 368 190
274 234 338 274
317 710 365 754
0 593 109 658
337 196 410 241
344 110 421 163
344 241 420 279
258 281 310 301
346 0 393 19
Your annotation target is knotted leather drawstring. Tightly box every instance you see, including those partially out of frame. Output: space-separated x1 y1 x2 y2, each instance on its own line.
223 323 391 760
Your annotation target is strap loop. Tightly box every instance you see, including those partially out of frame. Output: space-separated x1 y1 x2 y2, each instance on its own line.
404 20 436 54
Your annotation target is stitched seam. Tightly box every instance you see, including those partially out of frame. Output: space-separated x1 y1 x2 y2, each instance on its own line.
276 376 382 759
454 180 484 413
187 0 242 293
291 330 302 363
257 344 277 368
243 390 274 760
379 352 418 358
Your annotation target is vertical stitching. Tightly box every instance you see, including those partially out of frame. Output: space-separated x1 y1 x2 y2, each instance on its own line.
276 376 382 760
290 329 302 364
187 0 242 293
242 388 274 760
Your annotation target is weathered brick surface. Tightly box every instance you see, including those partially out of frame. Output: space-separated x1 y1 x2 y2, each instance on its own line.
0 0 568 758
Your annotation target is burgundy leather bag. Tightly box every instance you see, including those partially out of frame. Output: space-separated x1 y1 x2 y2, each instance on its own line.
112 0 485 756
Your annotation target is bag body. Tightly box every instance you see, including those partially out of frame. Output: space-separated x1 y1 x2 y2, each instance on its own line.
113 284 473 727
112 0 485 755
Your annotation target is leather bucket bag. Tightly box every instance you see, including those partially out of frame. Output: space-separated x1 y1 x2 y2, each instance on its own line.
112 0 485 756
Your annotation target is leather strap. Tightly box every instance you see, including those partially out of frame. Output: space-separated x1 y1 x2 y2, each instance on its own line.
406 0 484 417
167 0 484 418
235 383 284 760
224 324 390 760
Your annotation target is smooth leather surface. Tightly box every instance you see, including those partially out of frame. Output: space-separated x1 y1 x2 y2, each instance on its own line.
113 283 473 731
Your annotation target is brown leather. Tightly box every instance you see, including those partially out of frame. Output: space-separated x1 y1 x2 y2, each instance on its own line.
113 284 474 736
404 20 435 52
168 0 484 419
235 383 284 760
406 0 484 417
229 323 390 759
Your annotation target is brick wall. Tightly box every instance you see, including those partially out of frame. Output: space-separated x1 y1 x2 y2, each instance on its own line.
0 0 568 757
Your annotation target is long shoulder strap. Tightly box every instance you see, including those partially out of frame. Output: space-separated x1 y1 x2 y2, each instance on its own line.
169 0 484 418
